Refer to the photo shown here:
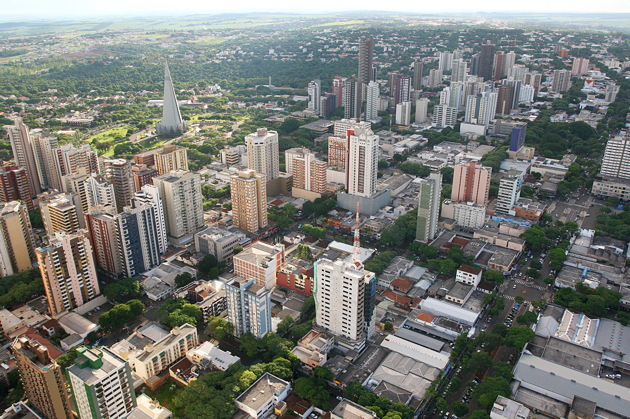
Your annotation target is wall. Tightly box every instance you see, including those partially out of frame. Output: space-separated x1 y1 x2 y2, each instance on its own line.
73 295 108 315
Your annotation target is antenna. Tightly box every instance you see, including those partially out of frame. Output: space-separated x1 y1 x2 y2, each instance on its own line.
353 197 361 265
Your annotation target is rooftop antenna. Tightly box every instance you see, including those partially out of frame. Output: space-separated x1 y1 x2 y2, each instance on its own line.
352 197 361 266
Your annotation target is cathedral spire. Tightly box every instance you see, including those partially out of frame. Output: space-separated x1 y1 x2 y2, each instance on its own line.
156 61 188 137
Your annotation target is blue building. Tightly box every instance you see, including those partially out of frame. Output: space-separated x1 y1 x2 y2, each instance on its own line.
116 199 162 277
510 123 527 152
225 276 272 339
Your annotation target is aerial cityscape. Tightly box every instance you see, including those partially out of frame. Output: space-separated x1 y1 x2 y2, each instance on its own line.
0 8 630 419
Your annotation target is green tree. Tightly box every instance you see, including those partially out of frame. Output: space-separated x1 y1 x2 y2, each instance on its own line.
206 317 234 340
469 351 493 373
473 377 512 407
452 401 469 417
384 321 393 331
276 316 295 335
530 260 543 270
469 411 491 419
516 311 538 326
504 326 535 350
483 270 505 285
494 362 514 381
198 254 218 274
175 272 194 287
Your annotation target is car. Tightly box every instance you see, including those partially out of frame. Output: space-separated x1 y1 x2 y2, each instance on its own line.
513 285 517 289
615 374 622 379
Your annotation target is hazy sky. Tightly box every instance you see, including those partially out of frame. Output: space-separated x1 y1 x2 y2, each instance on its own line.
4 0 629 18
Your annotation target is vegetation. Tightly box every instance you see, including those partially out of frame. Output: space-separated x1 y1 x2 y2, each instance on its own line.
102 277 140 301
554 284 622 317
206 316 234 340
364 251 397 275
159 298 203 328
0 269 44 309
294 367 333 408
268 204 297 229
99 299 145 333
301 224 326 240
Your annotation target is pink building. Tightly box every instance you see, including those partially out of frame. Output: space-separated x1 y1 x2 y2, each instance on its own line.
571 58 590 76
451 162 492 205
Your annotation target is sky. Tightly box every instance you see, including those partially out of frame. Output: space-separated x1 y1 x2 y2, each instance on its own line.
2 0 629 19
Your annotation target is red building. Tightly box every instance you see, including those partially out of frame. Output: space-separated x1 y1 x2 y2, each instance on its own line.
277 257 314 296
0 164 34 210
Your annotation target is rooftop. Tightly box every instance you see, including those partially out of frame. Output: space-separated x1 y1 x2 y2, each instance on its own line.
236 372 289 412
332 400 376 419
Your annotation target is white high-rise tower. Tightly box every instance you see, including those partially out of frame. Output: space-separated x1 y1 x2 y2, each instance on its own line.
347 127 379 198
156 62 188 137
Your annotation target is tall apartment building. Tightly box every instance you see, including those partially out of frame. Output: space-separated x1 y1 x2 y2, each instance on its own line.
452 162 492 205
551 69 571 93
416 173 442 243
0 164 34 210
84 206 123 278
395 102 412 126
315 257 376 352
132 165 158 192
0 201 35 277
36 230 100 315
226 276 272 339
153 170 204 240
478 43 496 81
194 226 246 262
572 57 590 76
441 200 486 229
220 146 242 167
347 127 379 198
601 135 630 179
358 36 374 85
344 76 362 120
230 170 268 234
503 51 517 76
328 136 348 172
134 184 168 254
285 148 327 194
438 51 454 71
427 69 443 87
85 174 117 211
464 91 498 128
496 84 514 116
7 119 41 197
365 81 380 122
391 73 411 106
333 119 371 138
524 72 542 95
332 76 346 108
40 193 81 237
605 84 621 102
67 346 137 419
508 65 528 82
233 241 285 289
12 335 72 419
413 60 424 90
103 159 134 213
415 98 429 123
54 144 100 181
246 128 280 182
31 134 60 190
154 144 188 175
496 169 523 213
432 104 458 128
510 123 527 152
493 51 506 80
308 79 321 112
451 58 468 83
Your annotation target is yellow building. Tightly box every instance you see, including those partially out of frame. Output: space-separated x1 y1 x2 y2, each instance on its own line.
230 170 267 234
0 201 35 277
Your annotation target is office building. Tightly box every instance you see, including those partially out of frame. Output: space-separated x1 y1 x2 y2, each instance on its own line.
314 257 376 352
230 169 268 234
285 148 327 194
156 62 188 136
478 43 496 81
552 69 571 93
413 60 424 90
40 193 81 237
133 184 168 254
194 226 246 262
36 230 100 315
438 51 454 71
31 134 60 190
103 159 134 214
432 105 458 128
225 276 272 339
496 169 523 213
234 241 285 289
0 164 34 211
347 127 379 198
496 84 514 116
365 81 379 122
333 76 346 107
452 162 492 205
7 119 41 197
456 265 483 287
246 128 280 182
307 79 321 112
415 98 429 123
395 101 412 126
464 91 498 128
328 136 348 172
343 76 362 120
572 57 590 76
510 123 527 152
12 335 72 419
601 135 630 179
153 170 203 241
451 58 468 83
85 174 117 211
0 201 35 277
358 36 374 85
84 206 123 278
67 347 136 419
132 165 158 192
427 69 443 87
416 173 442 243
154 144 188 175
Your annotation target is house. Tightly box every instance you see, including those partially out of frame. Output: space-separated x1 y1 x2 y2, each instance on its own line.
235 373 290 419
456 265 483 287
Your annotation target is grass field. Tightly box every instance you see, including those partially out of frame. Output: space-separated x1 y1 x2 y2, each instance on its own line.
87 125 133 156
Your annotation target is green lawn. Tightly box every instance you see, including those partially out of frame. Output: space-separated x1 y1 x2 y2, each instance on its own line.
87 125 133 156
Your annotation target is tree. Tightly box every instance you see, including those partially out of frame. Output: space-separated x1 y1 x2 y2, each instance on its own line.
521 225 553 249
530 260 543 270
514 296 524 304
206 317 234 340
483 270 505 285
276 316 295 335
28 209 43 229
516 311 538 326
378 160 389 169
504 326 535 350
469 411 491 419
127 299 145 317
234 246 244 255
175 272 194 287
492 323 508 337
469 351 493 373
526 268 540 279
199 254 218 274
472 376 512 407
494 362 514 381
452 401 469 417
384 321 393 331
436 398 448 415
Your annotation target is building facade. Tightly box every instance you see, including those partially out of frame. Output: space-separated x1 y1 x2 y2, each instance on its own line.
84 206 123 278
194 226 246 262
0 165 34 211
285 148 327 194
230 170 268 234
234 242 285 290
416 173 442 243
347 127 379 198
103 159 134 214
246 128 280 182
0 201 35 277
154 144 189 175
226 276 272 339
452 162 492 205
153 170 204 241
601 135 630 179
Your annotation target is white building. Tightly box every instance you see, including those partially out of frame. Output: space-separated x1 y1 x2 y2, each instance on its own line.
395 101 412 126
456 265 483 287
415 98 429 123
432 105 457 128
307 79 321 112
186 341 240 371
490 396 530 419
601 135 630 179
235 373 290 419
333 119 371 137
441 200 486 229
153 170 204 241
451 58 468 83
155 63 188 136
85 174 116 211
134 185 168 254
496 170 523 213
226 276 272 339
347 127 379 198
365 81 380 122
246 128 280 181
465 91 497 128
416 173 441 242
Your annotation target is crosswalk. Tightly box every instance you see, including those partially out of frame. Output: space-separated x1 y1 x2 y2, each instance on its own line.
503 295 515 300
512 279 531 286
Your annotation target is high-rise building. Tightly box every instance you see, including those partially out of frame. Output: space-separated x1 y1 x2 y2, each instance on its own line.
503 51 517 76
234 241 285 290
508 65 528 83
36 230 100 315
432 104 458 128
343 76 362 120
413 60 424 91
524 72 542 95
496 169 523 213
605 84 621 102
493 51 505 80
395 101 412 126
552 69 571 93
452 162 492 205
40 193 81 237
134 184 168 254
332 76 346 108
246 128 279 182
0 201 35 277
314 257 376 352
347 127 379 198
103 159 134 213
572 57 590 76
31 134 60 190
427 69 443 87
320 93 337 118
328 136 348 172
438 51 454 71
451 58 468 83
153 170 204 240
510 123 527 152
496 84 514 116
53 144 100 182
156 62 188 136
67 346 137 419
85 174 117 211
132 165 158 192
478 43 496 81
464 91 498 128
285 148 327 194
415 98 429 123
390 73 411 106
307 79 321 112
519 85 535 104
0 164 34 210
225 276 272 339
154 144 188 175
601 135 630 179
365 81 379 122
333 119 371 138
416 173 442 243
12 335 72 419
358 36 374 85
84 206 123 278
7 119 41 197
441 200 486 229
230 169 267 234
504 79 522 109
